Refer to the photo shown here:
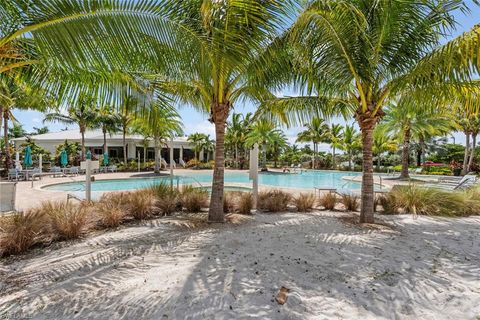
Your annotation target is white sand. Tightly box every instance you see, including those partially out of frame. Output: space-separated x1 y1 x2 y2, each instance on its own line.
1 211 479 319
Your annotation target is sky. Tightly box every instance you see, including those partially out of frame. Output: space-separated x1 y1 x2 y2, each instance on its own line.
12 2 480 151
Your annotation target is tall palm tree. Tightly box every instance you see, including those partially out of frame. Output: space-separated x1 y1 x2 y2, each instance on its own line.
44 98 98 161
246 120 282 170
95 106 122 155
457 114 480 174
327 123 344 169
258 1 480 223
149 1 293 222
339 125 361 171
372 126 397 171
202 135 215 162
226 113 247 168
270 131 288 168
187 133 207 163
296 118 330 169
118 93 143 165
381 103 455 179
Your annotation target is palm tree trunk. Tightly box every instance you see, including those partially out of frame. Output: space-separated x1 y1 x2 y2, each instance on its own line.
103 127 107 154
463 132 470 174
332 146 336 169
80 126 86 161
154 138 160 173
348 151 352 171
358 113 377 224
313 142 317 169
468 133 477 172
262 142 267 169
208 103 227 223
400 126 411 180
235 143 238 169
3 109 11 169
123 129 127 165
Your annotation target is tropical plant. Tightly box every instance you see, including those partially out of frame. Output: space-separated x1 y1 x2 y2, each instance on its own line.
31 126 49 135
246 120 283 170
327 123 344 169
225 112 253 168
296 118 330 169
44 98 98 161
95 106 122 154
372 126 397 171
202 135 215 162
188 133 207 164
269 131 288 168
457 113 480 173
257 0 480 223
339 125 361 171
380 102 455 179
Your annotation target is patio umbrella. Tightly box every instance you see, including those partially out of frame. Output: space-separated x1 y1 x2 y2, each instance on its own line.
86 150 92 160
60 149 68 167
103 152 109 166
23 146 33 168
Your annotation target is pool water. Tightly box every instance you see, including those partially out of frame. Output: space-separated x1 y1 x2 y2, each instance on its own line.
42 170 363 192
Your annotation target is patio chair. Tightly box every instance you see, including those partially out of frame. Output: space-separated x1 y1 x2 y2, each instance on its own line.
108 165 117 173
423 174 478 191
7 169 24 181
0 182 16 213
69 167 80 176
49 166 63 177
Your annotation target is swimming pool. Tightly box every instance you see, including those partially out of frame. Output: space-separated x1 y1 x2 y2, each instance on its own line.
42 170 363 192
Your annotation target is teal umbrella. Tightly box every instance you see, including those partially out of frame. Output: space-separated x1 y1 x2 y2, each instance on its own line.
103 152 109 166
60 149 68 167
86 150 92 160
23 146 33 168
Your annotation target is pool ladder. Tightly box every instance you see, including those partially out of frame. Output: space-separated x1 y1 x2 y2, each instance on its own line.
340 174 383 189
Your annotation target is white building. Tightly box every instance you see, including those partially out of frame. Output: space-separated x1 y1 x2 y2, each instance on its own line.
12 129 209 163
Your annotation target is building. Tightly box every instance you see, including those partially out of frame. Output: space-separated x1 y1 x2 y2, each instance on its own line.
12 129 210 164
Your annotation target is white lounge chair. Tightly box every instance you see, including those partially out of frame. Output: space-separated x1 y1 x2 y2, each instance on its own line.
423 174 478 191
0 182 16 213
107 165 117 173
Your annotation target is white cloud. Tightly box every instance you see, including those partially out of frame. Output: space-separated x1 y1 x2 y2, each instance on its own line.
184 120 215 137
32 118 41 123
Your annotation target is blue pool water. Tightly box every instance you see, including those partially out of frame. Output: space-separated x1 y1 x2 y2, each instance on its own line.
42 170 363 192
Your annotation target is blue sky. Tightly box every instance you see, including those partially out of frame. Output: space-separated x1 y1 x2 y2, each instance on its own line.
13 3 480 150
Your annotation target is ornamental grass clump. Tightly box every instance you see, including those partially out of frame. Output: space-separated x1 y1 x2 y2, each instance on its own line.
385 184 480 217
96 200 127 228
258 190 291 212
128 190 158 219
237 192 254 215
149 183 181 216
293 193 316 212
42 201 89 240
340 194 360 212
318 193 337 210
181 186 209 213
0 209 49 256
223 191 237 213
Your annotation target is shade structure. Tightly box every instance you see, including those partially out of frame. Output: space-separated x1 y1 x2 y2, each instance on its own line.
86 150 92 160
60 149 68 167
23 146 33 168
103 152 109 166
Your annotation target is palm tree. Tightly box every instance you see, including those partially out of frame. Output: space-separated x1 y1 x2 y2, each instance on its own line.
148 1 293 222
246 120 282 170
44 97 98 161
95 106 122 155
258 1 480 223
226 113 248 168
296 118 330 169
327 124 344 169
188 133 207 163
381 103 455 179
372 126 397 171
270 131 288 168
457 114 480 174
202 135 215 162
339 125 361 171
140 101 183 173
118 94 142 165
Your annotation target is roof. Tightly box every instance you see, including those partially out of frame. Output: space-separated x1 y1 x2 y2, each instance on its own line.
12 129 190 143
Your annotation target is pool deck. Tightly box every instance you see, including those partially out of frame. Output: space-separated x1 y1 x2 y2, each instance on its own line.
5 169 416 212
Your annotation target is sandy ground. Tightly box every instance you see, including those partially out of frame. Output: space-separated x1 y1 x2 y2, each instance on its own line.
1 211 479 320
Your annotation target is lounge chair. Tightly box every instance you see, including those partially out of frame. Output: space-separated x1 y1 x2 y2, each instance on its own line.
49 166 63 177
107 165 117 173
7 169 24 181
0 182 16 213
423 174 478 191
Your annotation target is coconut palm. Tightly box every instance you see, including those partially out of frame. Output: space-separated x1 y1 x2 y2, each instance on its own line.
188 133 207 163
327 123 344 169
95 106 122 154
225 113 252 168
296 118 330 169
372 126 397 171
339 125 361 171
457 114 480 173
202 135 215 162
381 102 455 179
269 131 288 168
246 120 283 170
257 1 480 222
44 94 100 160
